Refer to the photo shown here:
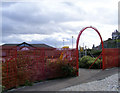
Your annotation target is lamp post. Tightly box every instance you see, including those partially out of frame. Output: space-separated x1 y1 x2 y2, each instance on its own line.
85 46 87 56
83 43 84 56
72 36 73 48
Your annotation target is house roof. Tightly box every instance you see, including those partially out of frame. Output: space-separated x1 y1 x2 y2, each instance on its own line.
2 44 17 46
2 42 54 49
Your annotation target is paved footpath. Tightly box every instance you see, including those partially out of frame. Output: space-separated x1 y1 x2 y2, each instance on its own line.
7 67 118 92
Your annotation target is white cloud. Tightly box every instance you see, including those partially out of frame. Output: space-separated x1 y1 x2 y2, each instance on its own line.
1 0 118 48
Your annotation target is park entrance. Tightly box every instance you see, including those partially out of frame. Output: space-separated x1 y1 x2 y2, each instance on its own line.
76 26 105 76
76 26 119 76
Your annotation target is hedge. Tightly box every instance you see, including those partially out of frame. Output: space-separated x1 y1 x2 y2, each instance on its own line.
79 56 102 69
2 56 77 91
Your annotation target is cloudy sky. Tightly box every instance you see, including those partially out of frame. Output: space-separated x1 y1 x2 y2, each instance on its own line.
1 0 119 48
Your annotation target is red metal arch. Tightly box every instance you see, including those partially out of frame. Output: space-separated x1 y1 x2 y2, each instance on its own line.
76 26 104 76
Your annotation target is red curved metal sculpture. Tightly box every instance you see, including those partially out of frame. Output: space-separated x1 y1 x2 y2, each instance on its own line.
76 26 104 76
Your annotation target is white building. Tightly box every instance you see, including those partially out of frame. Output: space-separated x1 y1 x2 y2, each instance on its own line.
112 30 120 40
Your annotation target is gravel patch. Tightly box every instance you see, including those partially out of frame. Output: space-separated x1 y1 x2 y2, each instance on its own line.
60 73 119 91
